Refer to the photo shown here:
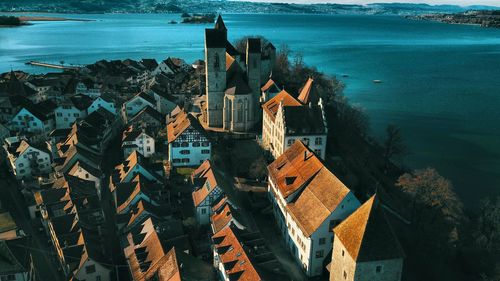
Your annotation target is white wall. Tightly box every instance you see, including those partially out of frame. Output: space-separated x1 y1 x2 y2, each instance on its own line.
169 142 211 167
55 106 86 129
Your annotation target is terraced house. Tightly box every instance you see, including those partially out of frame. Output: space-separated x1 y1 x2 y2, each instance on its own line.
267 140 360 276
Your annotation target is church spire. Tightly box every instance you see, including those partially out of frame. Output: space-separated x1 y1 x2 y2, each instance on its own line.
214 15 227 31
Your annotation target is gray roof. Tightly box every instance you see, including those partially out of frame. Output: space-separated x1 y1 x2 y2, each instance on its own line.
283 105 326 136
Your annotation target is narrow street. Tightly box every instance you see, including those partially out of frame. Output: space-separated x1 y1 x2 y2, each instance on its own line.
0 164 63 281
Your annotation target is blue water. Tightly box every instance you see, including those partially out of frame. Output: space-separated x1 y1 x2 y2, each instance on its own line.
1 13 499 207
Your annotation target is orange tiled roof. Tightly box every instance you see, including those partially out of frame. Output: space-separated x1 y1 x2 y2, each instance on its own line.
286 168 350 237
267 140 323 198
166 110 205 143
226 53 235 71
212 226 261 281
262 89 302 122
191 160 219 207
297 78 314 104
261 78 277 92
334 195 405 262
211 204 234 234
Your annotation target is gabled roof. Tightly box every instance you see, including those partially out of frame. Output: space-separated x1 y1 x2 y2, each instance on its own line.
282 105 326 136
130 105 164 124
128 92 156 107
261 78 280 93
225 73 252 96
267 141 323 198
191 160 220 207
334 195 405 262
297 78 319 105
286 168 350 237
0 237 31 275
212 226 261 281
166 110 206 143
113 151 161 185
262 90 302 122
211 201 244 234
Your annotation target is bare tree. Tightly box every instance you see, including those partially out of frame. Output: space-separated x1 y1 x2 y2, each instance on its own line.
382 124 406 171
474 197 500 253
396 168 463 228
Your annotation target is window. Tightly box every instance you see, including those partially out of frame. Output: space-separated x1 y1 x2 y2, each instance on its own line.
302 138 309 145
214 53 220 69
146 147 151 152
172 142 180 147
182 158 189 163
96 276 101 281
315 137 322 145
181 142 189 147
376 265 383 273
202 142 209 147
180 150 190 155
287 138 294 146
201 208 207 214
315 250 324 258
86 265 96 274
329 220 341 232
314 149 321 156
19 163 24 168
342 249 345 257
173 159 181 163
343 271 347 279
74 113 79 117
57 112 62 117
193 142 200 147
201 149 210 154
319 238 326 245
85 174 90 179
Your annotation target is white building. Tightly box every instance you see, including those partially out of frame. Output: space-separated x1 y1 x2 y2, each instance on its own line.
261 81 328 160
10 102 55 135
4 137 52 180
260 78 281 103
167 110 211 167
76 80 101 98
54 95 92 129
87 94 117 115
267 140 360 276
67 161 103 199
191 160 224 225
121 92 157 122
330 195 405 281
121 126 155 158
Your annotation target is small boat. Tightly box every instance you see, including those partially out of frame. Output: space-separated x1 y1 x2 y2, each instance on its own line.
342 74 349 78
373 80 382 83
169 20 178 24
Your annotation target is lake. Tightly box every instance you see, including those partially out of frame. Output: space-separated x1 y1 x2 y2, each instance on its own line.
1 13 499 207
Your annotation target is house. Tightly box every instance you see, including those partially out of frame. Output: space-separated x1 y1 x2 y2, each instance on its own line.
148 84 177 115
329 195 405 281
121 92 157 123
0 237 33 281
67 161 103 198
267 140 360 276
0 95 27 123
153 57 190 76
122 126 155 158
128 106 165 137
191 160 224 225
54 95 92 129
9 100 56 135
76 79 102 98
123 218 215 281
139 58 159 72
212 225 262 281
4 137 52 180
87 93 117 115
115 199 170 234
261 82 328 160
48 214 111 281
260 78 281 103
167 110 211 167
111 151 163 184
210 197 245 234
113 174 164 214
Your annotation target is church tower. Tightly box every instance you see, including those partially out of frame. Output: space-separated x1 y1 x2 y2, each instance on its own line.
246 38 262 124
204 15 227 128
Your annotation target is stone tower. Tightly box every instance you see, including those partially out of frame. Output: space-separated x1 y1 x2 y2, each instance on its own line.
246 38 261 124
204 16 227 128
330 195 405 281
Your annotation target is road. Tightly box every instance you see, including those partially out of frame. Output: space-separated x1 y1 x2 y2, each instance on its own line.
0 164 64 281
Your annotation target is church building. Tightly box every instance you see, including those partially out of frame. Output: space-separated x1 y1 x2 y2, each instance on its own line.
204 15 276 132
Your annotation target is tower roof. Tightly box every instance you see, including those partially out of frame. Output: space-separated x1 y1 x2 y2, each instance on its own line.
334 195 405 262
247 38 261 54
214 15 227 31
297 78 319 105
205 29 227 48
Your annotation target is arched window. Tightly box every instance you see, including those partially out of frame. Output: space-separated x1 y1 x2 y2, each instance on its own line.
214 53 220 69
237 100 243 122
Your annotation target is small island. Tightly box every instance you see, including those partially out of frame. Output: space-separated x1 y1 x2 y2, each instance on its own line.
181 13 215 24
409 10 500 28
0 16 26 27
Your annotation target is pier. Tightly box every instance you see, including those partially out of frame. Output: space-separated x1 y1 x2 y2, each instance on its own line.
25 61 81 70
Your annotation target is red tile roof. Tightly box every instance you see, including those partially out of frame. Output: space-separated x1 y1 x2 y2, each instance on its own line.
262 90 302 122
191 160 219 207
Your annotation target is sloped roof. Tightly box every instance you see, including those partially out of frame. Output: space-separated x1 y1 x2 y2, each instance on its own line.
0 237 31 275
212 226 261 281
261 78 280 93
166 110 206 143
297 78 319 105
262 90 302 122
286 168 350 237
282 105 326 136
267 141 323 199
215 15 227 31
334 195 405 262
225 73 252 96
191 160 220 207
